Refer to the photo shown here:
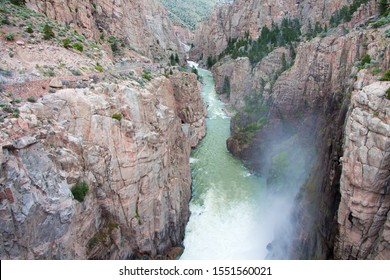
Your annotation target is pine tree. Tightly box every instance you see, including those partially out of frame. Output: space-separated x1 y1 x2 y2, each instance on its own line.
222 76 231 98
379 0 389 17
170 54 175 65
175 53 180 64
43 24 55 40
281 53 288 71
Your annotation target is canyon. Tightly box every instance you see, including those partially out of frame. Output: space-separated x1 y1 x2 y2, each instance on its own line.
0 0 206 259
1 0 389 260
192 0 389 259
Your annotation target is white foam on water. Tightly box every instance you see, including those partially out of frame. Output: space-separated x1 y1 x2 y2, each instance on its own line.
181 67 274 260
188 61 199 68
190 157 199 164
181 188 270 260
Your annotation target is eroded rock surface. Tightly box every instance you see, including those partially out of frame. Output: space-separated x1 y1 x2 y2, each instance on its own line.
336 82 390 260
0 72 206 259
190 0 366 61
26 0 184 61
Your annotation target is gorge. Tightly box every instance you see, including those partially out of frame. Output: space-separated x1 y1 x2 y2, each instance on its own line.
0 0 389 260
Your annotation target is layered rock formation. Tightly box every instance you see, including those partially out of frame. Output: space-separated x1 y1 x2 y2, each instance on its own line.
190 0 356 61
336 81 390 260
0 72 206 259
196 0 390 259
25 0 185 61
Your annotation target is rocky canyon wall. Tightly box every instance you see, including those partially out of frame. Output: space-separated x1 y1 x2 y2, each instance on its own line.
198 0 390 259
190 0 363 61
25 0 185 61
335 80 390 260
0 72 206 259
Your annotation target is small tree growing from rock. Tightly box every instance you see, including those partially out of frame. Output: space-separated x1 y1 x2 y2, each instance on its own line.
71 181 89 202
43 24 55 40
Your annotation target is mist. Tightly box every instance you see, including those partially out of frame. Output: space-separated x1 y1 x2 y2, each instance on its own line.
181 63 317 260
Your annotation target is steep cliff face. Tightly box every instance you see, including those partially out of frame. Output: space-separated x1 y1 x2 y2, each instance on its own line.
198 0 390 259
335 80 390 260
190 0 363 61
25 0 184 61
213 47 290 110
0 72 206 259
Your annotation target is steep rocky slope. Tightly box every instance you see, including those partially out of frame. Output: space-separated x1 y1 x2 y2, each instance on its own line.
190 0 381 62
25 0 185 61
0 72 206 259
336 80 390 260
194 0 390 259
0 1 206 259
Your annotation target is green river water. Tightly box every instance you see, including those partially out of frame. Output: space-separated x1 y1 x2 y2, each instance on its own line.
180 67 272 259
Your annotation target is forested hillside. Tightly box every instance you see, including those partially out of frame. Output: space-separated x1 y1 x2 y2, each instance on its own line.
157 0 232 29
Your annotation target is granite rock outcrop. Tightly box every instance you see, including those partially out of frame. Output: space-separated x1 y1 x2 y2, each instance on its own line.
0 72 206 259
26 0 185 61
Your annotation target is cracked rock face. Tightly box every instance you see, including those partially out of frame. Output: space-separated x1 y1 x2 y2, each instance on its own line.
26 0 184 60
336 82 390 260
0 72 206 259
190 0 355 61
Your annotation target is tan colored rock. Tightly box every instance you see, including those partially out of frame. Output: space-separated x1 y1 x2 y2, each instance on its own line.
49 78 63 88
335 82 390 260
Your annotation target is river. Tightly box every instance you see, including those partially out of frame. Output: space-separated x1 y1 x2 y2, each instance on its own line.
180 65 275 259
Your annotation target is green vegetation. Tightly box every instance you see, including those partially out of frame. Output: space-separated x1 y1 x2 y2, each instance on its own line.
27 96 36 103
71 181 89 202
191 66 198 76
43 23 55 40
207 56 217 68
370 15 390 28
11 111 19 118
112 113 123 121
1 104 14 113
70 68 82 76
25 25 33 34
10 0 25 6
219 18 301 66
94 62 104 72
157 0 223 30
0 15 11 26
305 21 328 40
86 221 120 251
142 70 152 81
379 0 389 17
386 87 390 99
170 53 180 65
1 1 107 60
87 236 98 250
231 90 269 145
135 205 142 225
222 76 231 98
72 42 83 52
108 36 127 54
109 37 119 53
329 0 370 27
380 69 390 81
41 66 55 77
361 54 371 65
5 32 14 41
62 38 72 48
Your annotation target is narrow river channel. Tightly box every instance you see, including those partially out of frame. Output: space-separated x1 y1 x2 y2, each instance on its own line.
180 66 276 260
